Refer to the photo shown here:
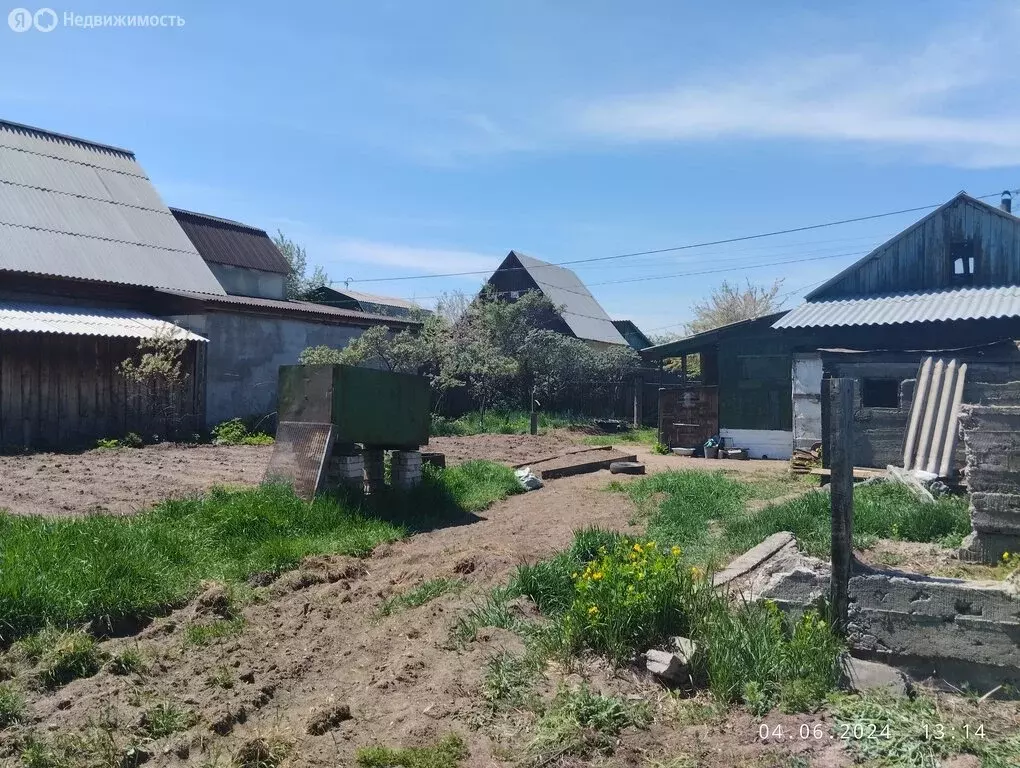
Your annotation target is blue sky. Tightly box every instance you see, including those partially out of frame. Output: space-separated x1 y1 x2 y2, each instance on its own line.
3 0 1020 335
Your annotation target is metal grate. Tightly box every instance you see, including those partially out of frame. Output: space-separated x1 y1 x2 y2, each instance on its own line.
263 421 335 501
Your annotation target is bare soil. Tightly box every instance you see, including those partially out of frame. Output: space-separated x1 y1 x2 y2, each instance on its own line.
0 455 866 768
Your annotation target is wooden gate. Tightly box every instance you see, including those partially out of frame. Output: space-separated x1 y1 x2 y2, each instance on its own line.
657 385 719 449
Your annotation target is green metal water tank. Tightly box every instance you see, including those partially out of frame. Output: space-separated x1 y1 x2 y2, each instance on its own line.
277 365 430 448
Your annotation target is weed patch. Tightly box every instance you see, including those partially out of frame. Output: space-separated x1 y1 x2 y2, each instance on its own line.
107 646 146 676
0 681 25 727
184 616 245 647
528 685 649 764
378 578 462 617
235 735 293 768
139 701 198 739
356 733 468 768
431 411 577 436
211 418 274 446
13 627 104 689
832 692 1020 767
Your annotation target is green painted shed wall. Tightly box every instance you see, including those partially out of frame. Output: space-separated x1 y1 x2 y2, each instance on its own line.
717 333 793 431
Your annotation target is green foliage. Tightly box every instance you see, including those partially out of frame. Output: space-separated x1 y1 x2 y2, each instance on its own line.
529 685 650 762
651 442 671 455
139 701 198 739
356 734 468 768
211 418 274 446
702 602 844 714
561 539 709 662
500 527 845 713
430 410 578 437
13 627 103 689
433 460 523 513
378 578 462 617
0 462 517 640
0 681 25 727
482 651 542 710
235 735 294 768
184 616 246 647
274 230 328 298
618 471 970 567
107 646 146 676
95 432 144 450
686 279 784 335
832 692 1020 767
206 665 235 689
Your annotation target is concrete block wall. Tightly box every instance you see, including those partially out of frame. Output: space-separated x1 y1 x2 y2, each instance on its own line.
325 453 364 491
391 450 423 489
959 405 1020 560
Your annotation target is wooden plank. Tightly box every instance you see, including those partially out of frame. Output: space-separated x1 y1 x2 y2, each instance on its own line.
537 452 638 480
809 467 886 480
513 444 613 469
825 378 856 636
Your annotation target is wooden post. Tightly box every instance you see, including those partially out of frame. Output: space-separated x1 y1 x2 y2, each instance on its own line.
632 376 642 427
825 377 855 635
530 386 538 435
681 354 688 386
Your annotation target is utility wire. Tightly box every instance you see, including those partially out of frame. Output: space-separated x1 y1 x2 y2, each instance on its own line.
348 189 1016 284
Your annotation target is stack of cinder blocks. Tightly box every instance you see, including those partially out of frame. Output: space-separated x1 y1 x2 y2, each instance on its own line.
391 450 423 489
959 405 1020 561
326 451 365 491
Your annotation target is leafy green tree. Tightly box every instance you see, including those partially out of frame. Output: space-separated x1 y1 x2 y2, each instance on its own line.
273 231 329 299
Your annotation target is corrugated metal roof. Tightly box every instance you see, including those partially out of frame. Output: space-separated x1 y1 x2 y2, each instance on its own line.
643 311 790 358
336 288 421 311
170 208 293 275
0 120 226 295
158 289 419 326
511 252 629 345
0 300 207 341
773 286 1020 329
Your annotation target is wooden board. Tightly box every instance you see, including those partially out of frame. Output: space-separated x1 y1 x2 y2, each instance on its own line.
809 467 887 480
536 450 638 480
264 421 335 500
512 444 613 469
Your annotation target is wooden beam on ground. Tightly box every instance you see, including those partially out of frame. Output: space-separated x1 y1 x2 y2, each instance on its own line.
511 444 613 469
825 377 856 636
536 451 638 480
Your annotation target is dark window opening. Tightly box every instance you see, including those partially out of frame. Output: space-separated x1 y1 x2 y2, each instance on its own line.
861 378 900 408
950 240 976 282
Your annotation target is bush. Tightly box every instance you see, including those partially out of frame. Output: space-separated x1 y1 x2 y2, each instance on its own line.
95 432 144 450
651 442 671 455
212 418 274 446
561 539 710 662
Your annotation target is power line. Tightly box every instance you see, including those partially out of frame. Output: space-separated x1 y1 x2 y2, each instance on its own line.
348 190 1015 284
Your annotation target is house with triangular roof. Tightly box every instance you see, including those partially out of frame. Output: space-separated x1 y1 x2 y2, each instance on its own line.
484 250 629 347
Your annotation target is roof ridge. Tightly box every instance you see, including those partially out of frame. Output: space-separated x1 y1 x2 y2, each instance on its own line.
170 207 269 235
0 119 135 158
0 135 147 180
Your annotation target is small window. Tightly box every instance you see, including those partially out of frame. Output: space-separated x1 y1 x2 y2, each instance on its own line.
950 240 976 282
861 379 900 408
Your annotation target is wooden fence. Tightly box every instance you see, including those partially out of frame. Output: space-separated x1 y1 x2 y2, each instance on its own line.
0 332 205 451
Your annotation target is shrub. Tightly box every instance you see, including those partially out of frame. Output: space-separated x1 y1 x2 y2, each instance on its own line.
561 539 711 662
211 418 274 446
651 442 671 455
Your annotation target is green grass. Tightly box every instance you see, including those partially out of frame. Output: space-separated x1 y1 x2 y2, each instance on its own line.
107 646 146 676
0 681 25 727
13 627 104 689
831 692 1020 768
580 426 659 447
139 701 198 739
377 578 463 617
184 616 246 646
356 734 468 768
431 410 579 436
616 471 970 567
0 461 518 642
528 685 650 764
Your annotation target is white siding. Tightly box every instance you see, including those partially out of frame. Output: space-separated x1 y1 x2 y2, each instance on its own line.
719 429 793 460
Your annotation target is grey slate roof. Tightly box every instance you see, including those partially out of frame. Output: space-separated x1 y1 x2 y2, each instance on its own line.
157 288 419 327
511 252 628 345
0 120 225 294
170 208 292 275
773 286 1020 329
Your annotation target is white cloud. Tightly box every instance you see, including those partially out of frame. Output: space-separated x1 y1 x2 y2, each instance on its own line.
574 9 1020 167
310 237 498 283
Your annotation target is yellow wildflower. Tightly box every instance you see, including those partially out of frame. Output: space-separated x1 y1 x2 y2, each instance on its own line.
571 572 579 579
588 605 599 615
1003 552 1012 562
670 546 682 557
690 566 703 580
592 571 604 581
647 541 657 549
633 543 643 553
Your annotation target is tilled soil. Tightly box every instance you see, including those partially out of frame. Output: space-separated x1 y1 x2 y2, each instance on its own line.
0 464 862 768
0 433 578 518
